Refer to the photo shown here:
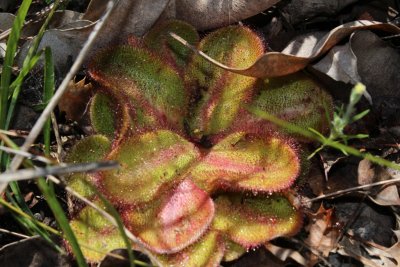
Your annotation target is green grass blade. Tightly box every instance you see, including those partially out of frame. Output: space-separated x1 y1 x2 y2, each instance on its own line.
247 106 400 171
0 195 63 252
0 0 32 128
0 134 60 250
5 0 60 131
5 52 42 130
37 177 88 267
43 47 55 156
351 109 370 122
19 0 60 71
0 197 59 235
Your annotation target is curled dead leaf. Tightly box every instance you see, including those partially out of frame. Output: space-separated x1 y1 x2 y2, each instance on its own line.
305 205 339 264
84 0 170 46
58 78 93 122
173 20 400 78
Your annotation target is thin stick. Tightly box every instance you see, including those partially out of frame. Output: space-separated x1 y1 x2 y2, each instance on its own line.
0 1 66 41
0 161 118 182
0 129 29 138
0 228 30 239
1 1 115 194
0 146 53 164
169 32 230 70
306 175 400 202
50 112 63 157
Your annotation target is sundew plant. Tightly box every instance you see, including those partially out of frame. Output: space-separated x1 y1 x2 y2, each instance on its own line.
65 20 333 266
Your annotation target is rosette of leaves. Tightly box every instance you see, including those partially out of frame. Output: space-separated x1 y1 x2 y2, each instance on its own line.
66 20 332 266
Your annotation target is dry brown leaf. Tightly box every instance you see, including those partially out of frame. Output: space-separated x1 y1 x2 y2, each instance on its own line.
357 159 400 206
370 185 400 206
312 41 360 84
355 230 400 267
281 0 358 25
16 20 93 74
313 29 400 98
358 158 376 185
0 13 14 31
48 10 85 29
84 0 170 45
84 0 280 44
265 243 307 266
351 30 400 98
58 78 93 122
337 236 385 267
183 20 400 78
164 0 281 30
305 205 339 263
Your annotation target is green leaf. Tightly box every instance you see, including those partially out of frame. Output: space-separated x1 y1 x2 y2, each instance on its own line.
65 135 111 198
90 92 116 138
69 200 125 262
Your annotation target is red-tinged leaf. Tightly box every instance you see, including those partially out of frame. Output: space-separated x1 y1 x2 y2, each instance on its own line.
181 20 400 78
122 179 214 254
237 73 333 141
65 135 111 199
89 45 188 130
190 132 300 193
144 19 199 71
153 230 224 267
213 194 302 248
69 201 125 263
98 130 200 205
186 25 264 139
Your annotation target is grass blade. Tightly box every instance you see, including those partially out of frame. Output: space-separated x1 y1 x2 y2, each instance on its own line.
37 177 88 267
0 0 32 128
43 47 55 156
0 161 118 182
247 106 400 171
5 0 61 131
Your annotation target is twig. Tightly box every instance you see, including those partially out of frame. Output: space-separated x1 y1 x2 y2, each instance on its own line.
0 129 29 138
0 1 67 41
305 175 400 202
0 161 118 183
0 146 53 164
169 32 231 70
0 228 30 239
0 1 115 194
50 112 63 157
